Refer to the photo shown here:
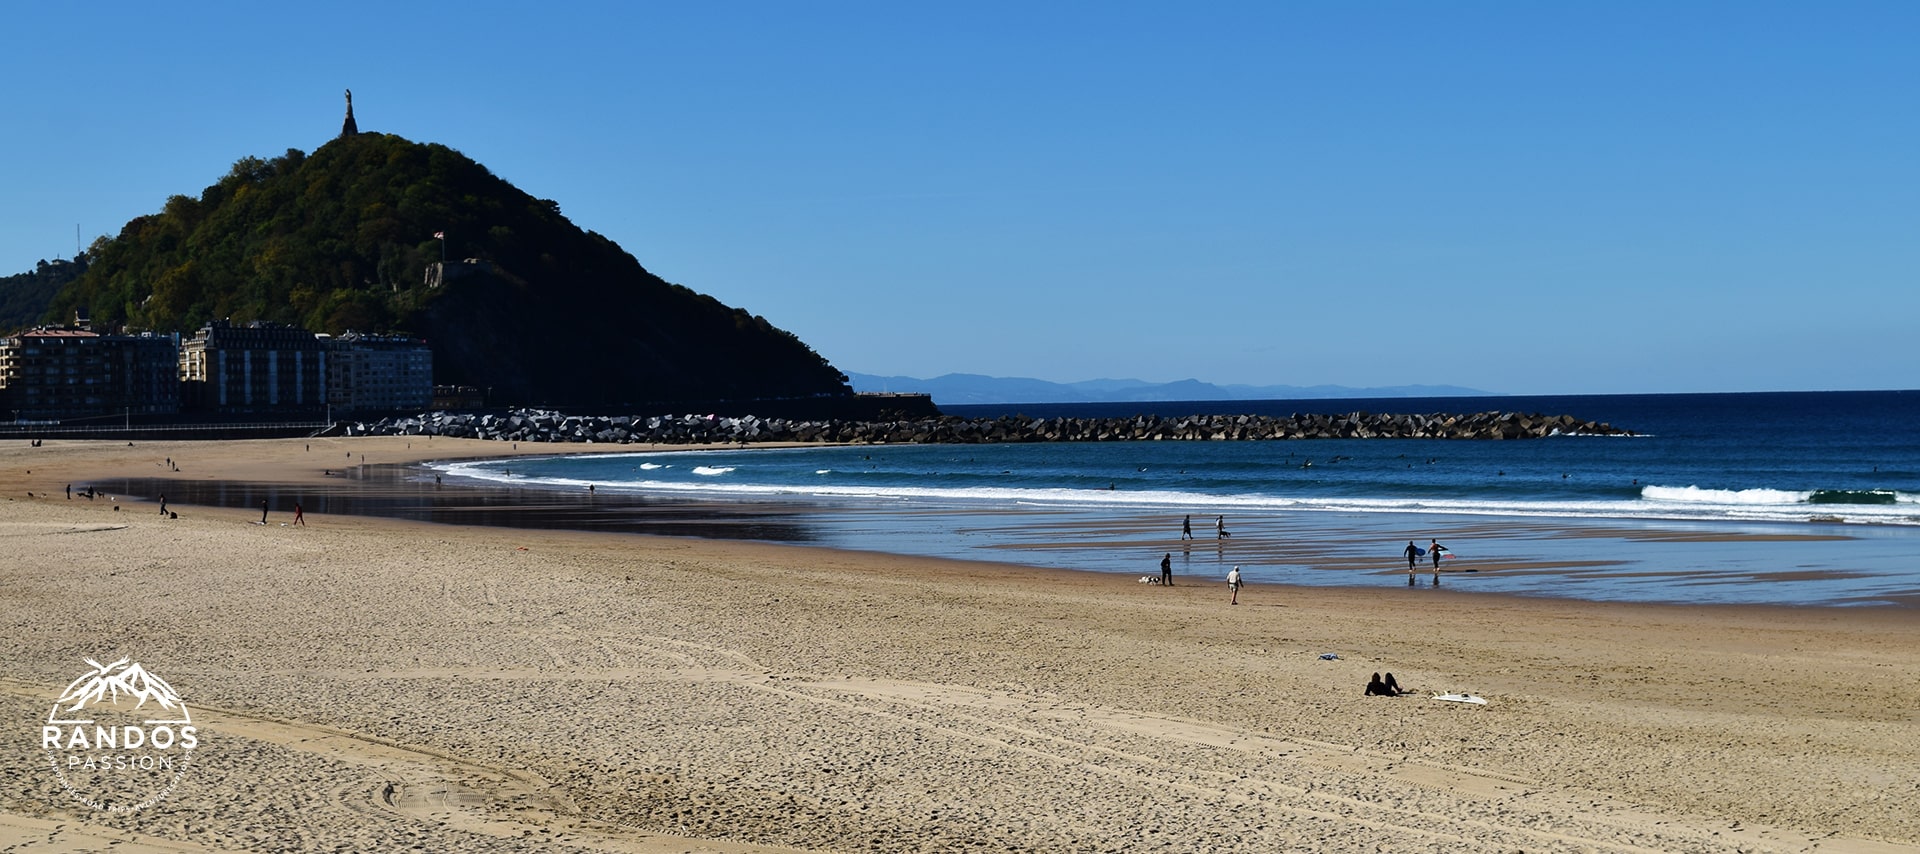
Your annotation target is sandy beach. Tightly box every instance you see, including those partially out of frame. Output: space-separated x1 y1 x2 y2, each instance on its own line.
2 438 1917 853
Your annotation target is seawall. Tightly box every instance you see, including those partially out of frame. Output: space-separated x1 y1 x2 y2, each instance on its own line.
339 409 1633 444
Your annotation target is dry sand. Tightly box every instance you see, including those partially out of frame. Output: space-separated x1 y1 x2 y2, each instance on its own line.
1 438 1916 853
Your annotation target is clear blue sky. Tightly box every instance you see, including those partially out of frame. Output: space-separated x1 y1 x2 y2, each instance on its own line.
3 2 1914 395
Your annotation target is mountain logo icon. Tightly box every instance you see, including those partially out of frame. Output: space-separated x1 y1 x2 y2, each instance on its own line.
51 657 189 722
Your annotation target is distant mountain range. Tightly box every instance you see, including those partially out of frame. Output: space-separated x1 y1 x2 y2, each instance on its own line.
847 373 1495 405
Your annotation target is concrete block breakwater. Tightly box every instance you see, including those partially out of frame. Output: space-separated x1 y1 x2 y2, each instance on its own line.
342 409 1633 444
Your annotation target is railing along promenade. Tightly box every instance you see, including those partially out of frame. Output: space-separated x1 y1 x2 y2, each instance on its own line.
0 421 332 441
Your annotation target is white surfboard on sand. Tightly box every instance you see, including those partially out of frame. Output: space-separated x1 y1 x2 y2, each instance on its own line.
1431 693 1487 705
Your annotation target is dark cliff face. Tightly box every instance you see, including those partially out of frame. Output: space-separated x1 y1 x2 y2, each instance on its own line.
413 263 848 408
48 133 850 407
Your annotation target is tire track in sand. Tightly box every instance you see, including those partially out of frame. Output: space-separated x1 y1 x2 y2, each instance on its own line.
0 676 804 854
765 675 1877 853
566 634 1885 853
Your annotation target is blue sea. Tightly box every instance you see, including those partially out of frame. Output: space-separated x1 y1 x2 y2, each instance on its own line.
428 391 1920 607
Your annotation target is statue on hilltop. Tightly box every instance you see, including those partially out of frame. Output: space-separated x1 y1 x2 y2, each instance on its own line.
341 89 358 138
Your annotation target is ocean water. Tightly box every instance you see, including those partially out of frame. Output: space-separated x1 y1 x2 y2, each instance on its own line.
427 390 1920 607
440 391 1920 526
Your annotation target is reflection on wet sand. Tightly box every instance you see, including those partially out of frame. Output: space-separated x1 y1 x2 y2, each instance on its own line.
102 466 825 543
96 461 1920 609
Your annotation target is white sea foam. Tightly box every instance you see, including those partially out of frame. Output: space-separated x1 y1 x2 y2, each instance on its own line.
1641 485 1810 505
599 480 1920 526
638 463 666 470
425 459 1920 526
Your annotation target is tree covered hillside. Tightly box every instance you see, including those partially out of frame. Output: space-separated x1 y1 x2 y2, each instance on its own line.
0 256 88 332
50 133 849 407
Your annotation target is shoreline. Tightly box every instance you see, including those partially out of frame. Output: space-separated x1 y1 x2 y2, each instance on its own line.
37 435 1919 609
4 438 1919 851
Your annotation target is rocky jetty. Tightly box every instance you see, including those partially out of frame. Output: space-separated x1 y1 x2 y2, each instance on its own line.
338 409 1633 445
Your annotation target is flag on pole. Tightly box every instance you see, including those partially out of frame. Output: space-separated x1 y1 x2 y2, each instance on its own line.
433 231 445 240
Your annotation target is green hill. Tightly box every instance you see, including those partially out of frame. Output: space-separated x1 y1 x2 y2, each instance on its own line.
45 132 849 408
0 256 88 332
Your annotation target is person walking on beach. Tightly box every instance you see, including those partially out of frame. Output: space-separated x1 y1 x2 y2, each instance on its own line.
158 494 167 516
1404 541 1418 572
260 499 269 525
1430 539 1448 571
1160 553 1174 586
1216 516 1228 539
293 502 305 526
1181 515 1193 540
1227 566 1242 605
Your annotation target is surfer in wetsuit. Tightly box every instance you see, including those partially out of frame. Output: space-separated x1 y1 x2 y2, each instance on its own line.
1404 541 1418 572
1430 539 1447 570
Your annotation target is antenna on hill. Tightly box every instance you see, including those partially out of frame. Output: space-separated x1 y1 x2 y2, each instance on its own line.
75 224 81 258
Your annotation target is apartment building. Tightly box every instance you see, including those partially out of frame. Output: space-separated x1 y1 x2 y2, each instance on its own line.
326 331 433 414
0 327 181 421
179 320 328 415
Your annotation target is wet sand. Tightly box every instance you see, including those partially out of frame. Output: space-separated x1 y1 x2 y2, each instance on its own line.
62 437 1920 607
2 437 1918 852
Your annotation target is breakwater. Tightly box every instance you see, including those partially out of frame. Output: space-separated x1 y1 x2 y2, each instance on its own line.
340 409 1633 444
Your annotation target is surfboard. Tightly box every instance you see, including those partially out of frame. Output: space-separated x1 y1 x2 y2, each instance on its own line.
1413 546 1427 557
1431 693 1487 705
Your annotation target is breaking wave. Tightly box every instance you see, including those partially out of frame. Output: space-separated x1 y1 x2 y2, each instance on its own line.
1641 485 1808 505
1643 485 1914 507
1808 489 1900 505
